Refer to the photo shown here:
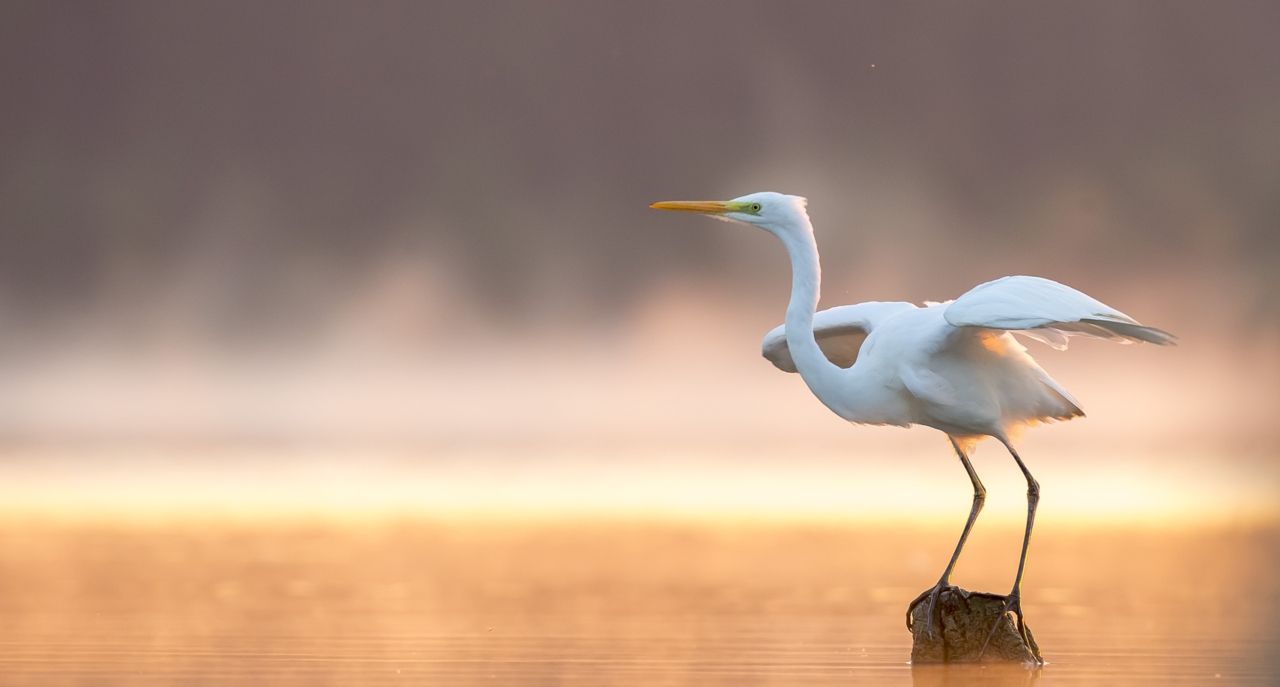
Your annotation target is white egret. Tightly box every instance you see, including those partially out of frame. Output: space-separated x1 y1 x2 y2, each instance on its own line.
650 192 1173 662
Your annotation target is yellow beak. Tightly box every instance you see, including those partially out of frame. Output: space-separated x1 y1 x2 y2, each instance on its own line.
649 200 736 214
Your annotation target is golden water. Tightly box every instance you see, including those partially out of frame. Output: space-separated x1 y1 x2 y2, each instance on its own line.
0 521 1275 685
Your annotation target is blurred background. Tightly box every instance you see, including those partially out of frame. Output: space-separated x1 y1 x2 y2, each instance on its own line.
0 0 1277 523
3 2 1280 683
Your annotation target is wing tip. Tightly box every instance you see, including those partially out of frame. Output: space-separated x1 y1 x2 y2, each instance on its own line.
1083 318 1178 346
1143 326 1179 346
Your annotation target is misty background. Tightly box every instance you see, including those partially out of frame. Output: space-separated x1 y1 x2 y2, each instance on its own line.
0 1 1277 519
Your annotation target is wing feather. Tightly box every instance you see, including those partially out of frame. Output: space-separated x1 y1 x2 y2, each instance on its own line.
944 276 1175 348
762 301 916 373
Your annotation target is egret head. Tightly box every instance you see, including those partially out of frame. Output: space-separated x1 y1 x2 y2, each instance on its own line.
650 191 811 238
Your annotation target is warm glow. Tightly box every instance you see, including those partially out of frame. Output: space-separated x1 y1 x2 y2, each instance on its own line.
4 2 1278 682
2 439 1274 527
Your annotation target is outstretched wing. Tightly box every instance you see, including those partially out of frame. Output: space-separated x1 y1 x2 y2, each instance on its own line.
943 275 1176 350
762 301 917 372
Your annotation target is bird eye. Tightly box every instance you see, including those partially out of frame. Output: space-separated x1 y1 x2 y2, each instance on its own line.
750 203 762 213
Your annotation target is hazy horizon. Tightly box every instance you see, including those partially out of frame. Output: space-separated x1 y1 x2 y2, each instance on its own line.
1 1 1277 524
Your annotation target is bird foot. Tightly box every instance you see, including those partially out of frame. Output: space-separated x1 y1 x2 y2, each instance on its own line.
906 581 957 639
979 591 1043 665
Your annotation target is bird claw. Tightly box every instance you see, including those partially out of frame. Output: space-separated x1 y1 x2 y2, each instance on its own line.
979 591 1043 664
906 582 955 639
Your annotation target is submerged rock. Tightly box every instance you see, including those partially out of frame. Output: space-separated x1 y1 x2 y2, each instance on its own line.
908 586 1040 664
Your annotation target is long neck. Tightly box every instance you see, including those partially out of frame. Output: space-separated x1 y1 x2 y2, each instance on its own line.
777 222 845 395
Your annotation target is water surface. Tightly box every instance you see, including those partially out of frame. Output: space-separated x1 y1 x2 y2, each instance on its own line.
1 521 1275 684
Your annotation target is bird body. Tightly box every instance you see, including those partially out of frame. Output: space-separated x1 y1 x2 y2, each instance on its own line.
727 192 1173 443
650 190 1173 662
785 303 1078 437
762 290 1149 440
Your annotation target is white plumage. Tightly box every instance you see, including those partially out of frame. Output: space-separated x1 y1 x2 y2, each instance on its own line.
651 191 1174 663
760 275 1174 438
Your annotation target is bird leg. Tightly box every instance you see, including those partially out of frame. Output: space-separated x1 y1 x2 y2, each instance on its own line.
979 441 1044 664
907 438 986 638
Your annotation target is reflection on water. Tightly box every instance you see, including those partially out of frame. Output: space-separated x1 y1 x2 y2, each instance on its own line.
0 521 1276 685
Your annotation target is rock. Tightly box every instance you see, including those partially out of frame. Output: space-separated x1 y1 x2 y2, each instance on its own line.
908 586 1040 664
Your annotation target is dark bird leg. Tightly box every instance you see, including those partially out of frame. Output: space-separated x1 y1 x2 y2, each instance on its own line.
980 438 1043 663
907 436 986 638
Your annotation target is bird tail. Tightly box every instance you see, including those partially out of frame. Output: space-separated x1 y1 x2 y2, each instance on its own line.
1034 368 1086 421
